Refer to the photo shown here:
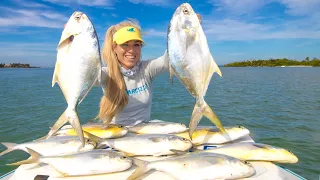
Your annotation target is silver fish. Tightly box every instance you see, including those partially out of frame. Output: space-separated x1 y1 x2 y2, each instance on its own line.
101 134 192 157
204 142 299 163
8 148 132 177
47 11 104 148
0 136 96 157
167 3 225 138
127 152 255 180
129 121 187 134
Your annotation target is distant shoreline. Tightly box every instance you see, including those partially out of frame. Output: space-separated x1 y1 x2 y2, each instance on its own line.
0 67 40 68
0 63 40 68
224 58 320 67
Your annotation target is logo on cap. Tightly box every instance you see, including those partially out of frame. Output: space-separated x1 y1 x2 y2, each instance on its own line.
127 27 135 32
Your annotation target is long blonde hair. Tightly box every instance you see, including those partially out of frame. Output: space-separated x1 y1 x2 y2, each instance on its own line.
98 19 142 123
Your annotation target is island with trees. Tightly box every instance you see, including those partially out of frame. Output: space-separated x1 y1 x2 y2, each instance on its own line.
224 57 320 67
0 63 40 68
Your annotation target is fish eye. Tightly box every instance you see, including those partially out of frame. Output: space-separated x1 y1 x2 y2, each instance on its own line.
182 138 188 141
69 35 74 41
244 161 249 164
74 16 81 21
183 8 189 15
119 125 123 128
120 156 127 159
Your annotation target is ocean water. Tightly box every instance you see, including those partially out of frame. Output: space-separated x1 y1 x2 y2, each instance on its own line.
0 67 319 179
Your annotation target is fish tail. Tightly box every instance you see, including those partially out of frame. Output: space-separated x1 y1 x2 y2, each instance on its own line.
202 100 228 136
7 147 41 166
83 131 103 144
67 110 85 150
0 142 17 157
189 100 228 140
127 158 150 180
46 110 69 139
46 109 85 149
189 101 204 140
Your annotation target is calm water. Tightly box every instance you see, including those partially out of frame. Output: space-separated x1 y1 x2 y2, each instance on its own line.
0 67 319 179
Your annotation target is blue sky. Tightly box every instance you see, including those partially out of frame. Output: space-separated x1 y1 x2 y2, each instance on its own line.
0 0 319 67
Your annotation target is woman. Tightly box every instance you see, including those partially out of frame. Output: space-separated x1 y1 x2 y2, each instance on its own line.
98 19 168 126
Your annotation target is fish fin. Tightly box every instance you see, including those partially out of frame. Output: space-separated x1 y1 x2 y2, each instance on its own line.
83 131 103 144
33 135 47 141
202 100 227 136
99 67 107 95
7 147 41 166
127 158 150 180
169 65 174 85
209 55 222 77
252 143 272 150
78 79 96 105
188 102 204 140
0 142 17 157
170 149 187 155
52 60 60 87
46 110 69 139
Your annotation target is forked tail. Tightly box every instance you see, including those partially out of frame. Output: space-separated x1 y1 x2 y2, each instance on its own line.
46 108 85 149
189 99 227 139
7 147 41 166
126 158 150 180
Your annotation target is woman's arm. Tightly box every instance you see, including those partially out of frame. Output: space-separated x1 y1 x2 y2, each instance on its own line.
143 50 169 80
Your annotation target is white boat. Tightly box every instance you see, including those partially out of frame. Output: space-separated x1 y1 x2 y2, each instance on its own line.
0 134 305 180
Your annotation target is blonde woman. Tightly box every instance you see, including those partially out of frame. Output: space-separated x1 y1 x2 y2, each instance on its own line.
99 15 201 126
98 19 168 126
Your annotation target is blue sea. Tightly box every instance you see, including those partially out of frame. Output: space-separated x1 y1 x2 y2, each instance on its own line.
0 67 319 179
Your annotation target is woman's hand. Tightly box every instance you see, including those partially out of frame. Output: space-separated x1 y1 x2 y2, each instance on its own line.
197 14 202 24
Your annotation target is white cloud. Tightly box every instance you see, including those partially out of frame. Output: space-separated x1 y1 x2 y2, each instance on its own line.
209 0 273 15
280 0 320 16
128 0 169 6
0 7 68 28
43 0 114 7
202 18 320 41
143 28 167 38
13 0 50 8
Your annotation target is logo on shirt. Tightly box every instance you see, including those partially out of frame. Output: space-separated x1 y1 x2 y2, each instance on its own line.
126 83 148 95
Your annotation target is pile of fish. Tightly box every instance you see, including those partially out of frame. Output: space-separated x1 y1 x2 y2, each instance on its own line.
0 3 299 180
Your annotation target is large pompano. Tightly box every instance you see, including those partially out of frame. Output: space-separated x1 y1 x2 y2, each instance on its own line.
167 3 225 138
8 148 132 177
47 11 104 148
100 134 192 156
204 142 299 163
175 126 250 145
56 123 128 139
129 121 187 134
0 136 97 157
127 152 255 180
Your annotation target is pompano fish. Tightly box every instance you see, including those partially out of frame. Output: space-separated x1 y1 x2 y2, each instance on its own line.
8 148 132 177
129 121 187 134
56 123 128 139
204 142 299 163
167 3 225 138
47 11 104 148
100 134 192 156
0 136 96 157
175 126 250 145
127 152 255 180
